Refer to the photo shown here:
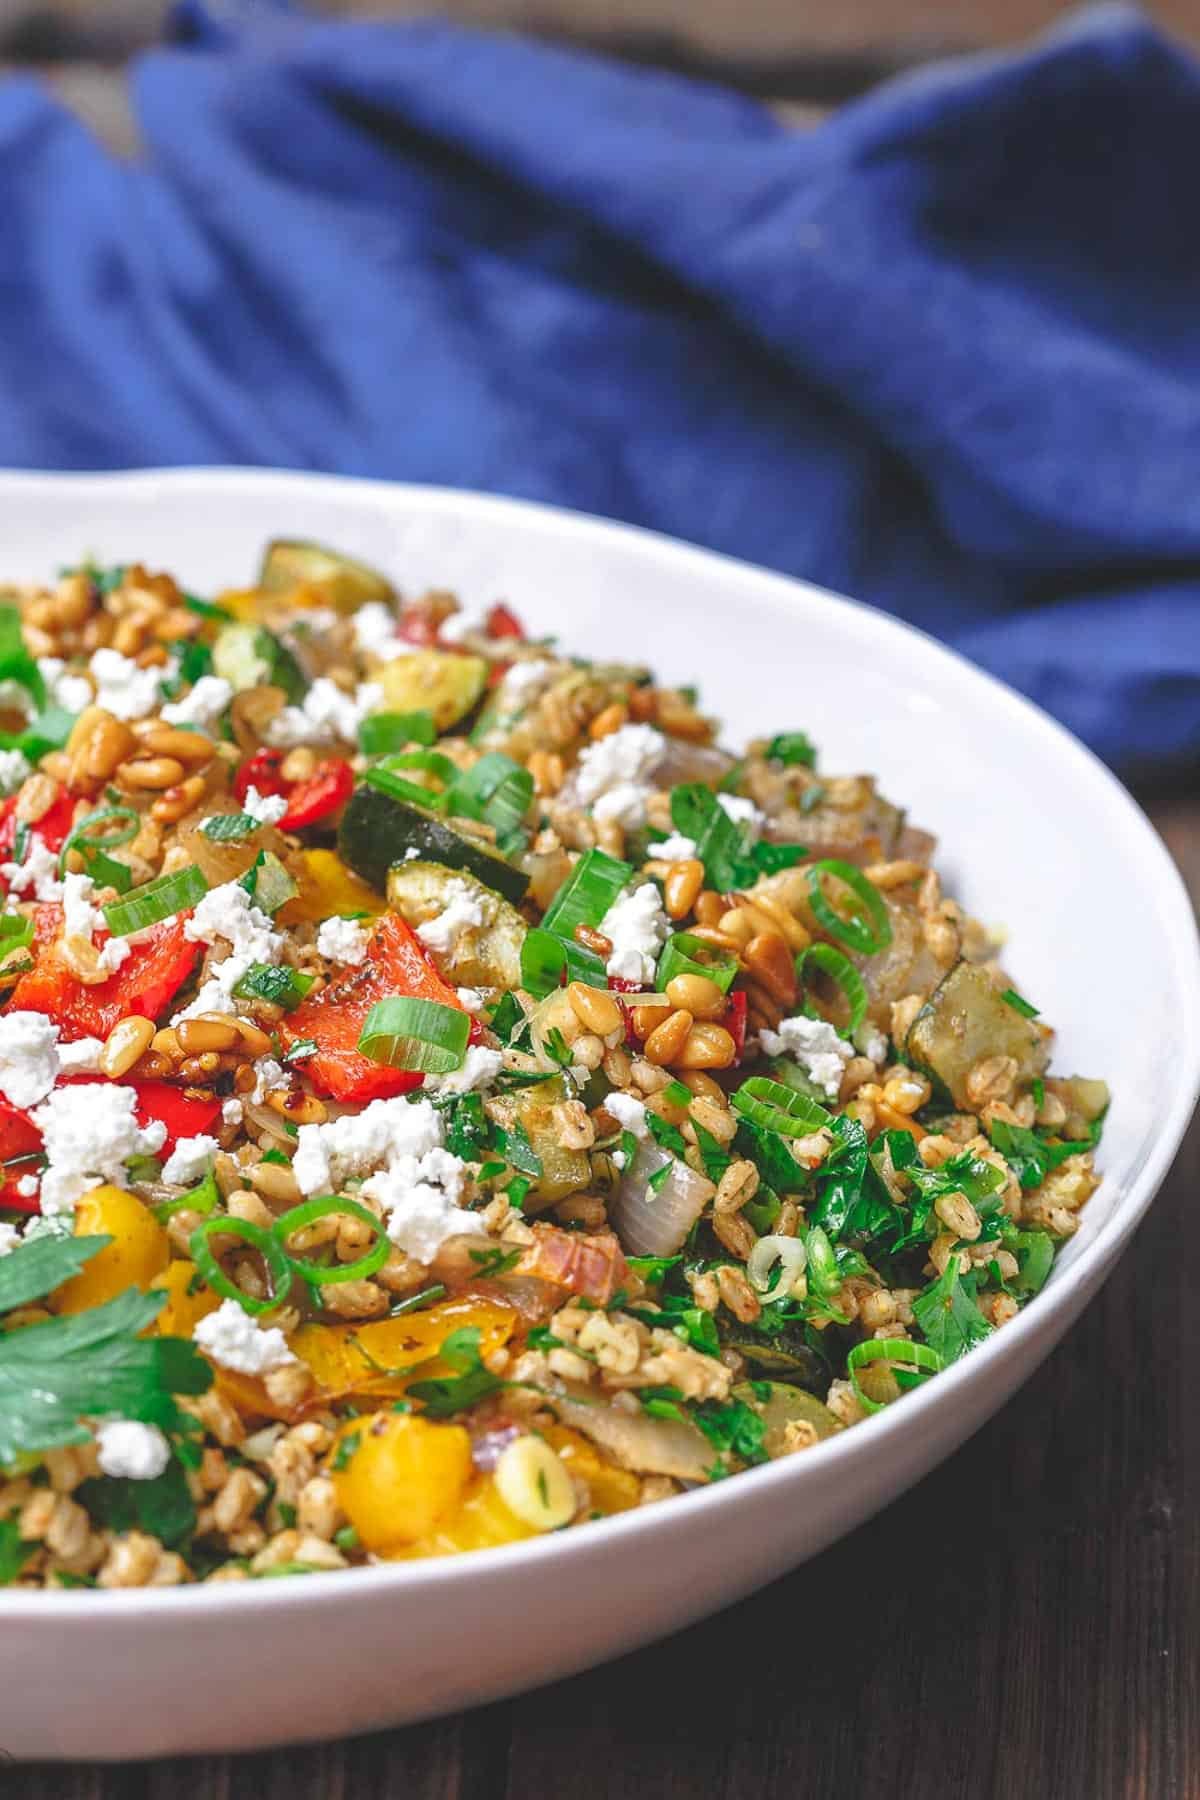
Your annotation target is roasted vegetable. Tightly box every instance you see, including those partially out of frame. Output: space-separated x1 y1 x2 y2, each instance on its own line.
387 860 526 990
378 649 488 732
732 1380 842 1454
485 1074 591 1208
340 784 529 905
212 622 305 702
906 961 1050 1107
258 539 395 612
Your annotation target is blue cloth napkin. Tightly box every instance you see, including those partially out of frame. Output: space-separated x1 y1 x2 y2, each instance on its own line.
0 1 1195 771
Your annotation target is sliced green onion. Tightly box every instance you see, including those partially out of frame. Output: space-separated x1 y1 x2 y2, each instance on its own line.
358 997 469 1074
447 753 534 840
766 1058 828 1106
796 942 868 1035
806 859 892 956
363 765 447 810
154 1168 220 1223
847 1337 942 1414
377 748 459 794
656 930 738 995
233 964 315 1011
272 1196 389 1287
359 710 436 755
184 591 233 621
102 864 208 937
0 914 33 953
57 804 140 883
1009 1229 1054 1295
746 1233 807 1304
0 602 45 707
731 1076 831 1138
189 1216 294 1316
238 850 298 916
1000 987 1039 1020
200 812 261 843
542 848 631 939
520 926 606 1000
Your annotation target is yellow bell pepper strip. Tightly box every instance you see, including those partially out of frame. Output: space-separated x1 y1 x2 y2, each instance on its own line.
331 1411 473 1553
50 1186 170 1316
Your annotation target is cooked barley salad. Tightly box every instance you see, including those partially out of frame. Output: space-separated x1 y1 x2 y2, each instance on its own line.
0 544 1107 1589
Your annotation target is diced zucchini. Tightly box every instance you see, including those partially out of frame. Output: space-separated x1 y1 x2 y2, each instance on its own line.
339 786 529 905
486 1074 590 1208
212 622 305 702
387 860 526 990
1045 1075 1111 1141
258 540 395 612
379 650 488 732
905 961 1049 1108
731 1381 842 1455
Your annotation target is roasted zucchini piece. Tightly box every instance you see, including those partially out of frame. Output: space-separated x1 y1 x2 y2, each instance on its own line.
1044 1075 1111 1141
379 650 488 732
387 860 526 990
339 786 529 905
212 621 306 701
905 961 1050 1107
731 1381 842 1455
258 540 395 612
485 1074 590 1208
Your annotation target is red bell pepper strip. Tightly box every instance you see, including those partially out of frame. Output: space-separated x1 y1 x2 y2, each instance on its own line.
233 748 286 807
126 1081 222 1159
280 912 466 1102
0 1098 46 1214
0 788 80 896
485 603 525 641
234 750 354 832
726 989 748 1063
9 912 201 1041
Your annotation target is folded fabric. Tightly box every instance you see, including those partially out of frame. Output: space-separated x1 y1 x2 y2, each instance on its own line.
0 0 1195 769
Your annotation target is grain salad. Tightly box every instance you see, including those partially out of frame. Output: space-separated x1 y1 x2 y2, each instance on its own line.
0 543 1109 1589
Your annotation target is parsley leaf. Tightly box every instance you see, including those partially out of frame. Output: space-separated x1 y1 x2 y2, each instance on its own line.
407 1327 505 1418
911 1262 992 1364
668 784 804 891
988 1119 1095 1191
496 1121 543 1178
437 1092 492 1161
765 731 817 768
77 1457 196 1550
691 1396 769 1467
645 1111 688 1159
0 1234 112 1316
0 1515 33 1585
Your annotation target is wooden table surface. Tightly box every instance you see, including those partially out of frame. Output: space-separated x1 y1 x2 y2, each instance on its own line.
13 782 1198 1798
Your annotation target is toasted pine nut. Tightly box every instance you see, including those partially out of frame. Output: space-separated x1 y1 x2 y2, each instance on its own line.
716 906 756 948
233 1019 274 1057
527 750 564 797
267 1088 327 1126
140 726 216 766
14 772 60 825
119 756 186 791
663 858 704 921
178 1018 240 1055
686 925 744 956
643 1008 694 1066
681 1070 727 1105
59 934 107 986
249 1160 303 1206
566 982 622 1038
693 890 725 928
100 1015 156 1078
745 891 811 953
630 1003 669 1040
742 931 797 1007
573 924 613 958
664 972 726 1019
150 775 207 824
67 707 136 783
676 1022 737 1070
152 1027 183 1060
588 702 628 741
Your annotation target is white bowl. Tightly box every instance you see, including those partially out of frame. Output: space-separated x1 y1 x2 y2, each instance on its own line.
1 469 1196 1763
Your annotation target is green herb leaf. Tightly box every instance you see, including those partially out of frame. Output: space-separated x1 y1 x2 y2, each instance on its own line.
407 1326 505 1418
0 1233 113 1316
77 1457 196 1549
1000 987 1039 1020
0 1515 34 1584
912 1261 993 1365
691 1396 768 1467
765 732 817 768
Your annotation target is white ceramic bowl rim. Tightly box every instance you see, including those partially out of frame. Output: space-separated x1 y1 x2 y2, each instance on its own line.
0 468 1196 1625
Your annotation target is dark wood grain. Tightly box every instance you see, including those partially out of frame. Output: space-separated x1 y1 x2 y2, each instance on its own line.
16 786 1200 1800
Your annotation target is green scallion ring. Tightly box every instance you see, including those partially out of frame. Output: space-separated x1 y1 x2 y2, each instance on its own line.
363 765 451 811
358 995 470 1074
103 862 208 938
731 1075 831 1138
656 930 738 995
57 804 140 878
806 859 892 956
154 1168 221 1224
541 847 633 938
846 1337 943 1415
795 942 868 1035
272 1195 390 1287
189 1215 294 1316
378 748 460 791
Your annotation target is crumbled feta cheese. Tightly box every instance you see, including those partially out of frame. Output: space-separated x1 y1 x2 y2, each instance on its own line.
160 674 234 731
424 1045 504 1097
362 1146 485 1263
176 880 283 1020
569 724 666 830
89 647 175 721
32 1083 166 1215
193 1298 296 1374
0 749 30 795
162 1133 219 1187
757 1014 853 1099
293 1093 443 1197
853 1020 888 1065
455 986 485 1013
58 1036 105 1074
37 657 93 714
605 1091 649 1138
250 1056 285 1104
221 1096 244 1126
316 915 370 966
266 678 384 748
415 879 489 957
0 1221 21 1255
95 1420 171 1482
496 658 554 712
352 601 405 660
240 785 289 826
436 611 475 643
611 1149 627 1171
0 1011 61 1108
600 882 669 986
1 834 62 901
61 873 131 973
653 832 698 862
717 793 764 839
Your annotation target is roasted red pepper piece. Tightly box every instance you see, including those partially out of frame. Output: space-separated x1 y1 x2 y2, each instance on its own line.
280 912 465 1102
0 788 80 896
484 603 525 641
233 748 287 806
126 1080 222 1159
9 912 201 1041
234 749 354 831
0 1098 46 1213
726 989 748 1063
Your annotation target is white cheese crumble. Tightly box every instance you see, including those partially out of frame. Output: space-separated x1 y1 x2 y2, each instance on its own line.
95 1420 171 1482
605 1090 649 1138
569 724 666 831
266 678 384 748
193 1298 296 1374
352 601 405 661
250 1056 285 1103
362 1146 485 1264
717 792 764 839
0 1011 61 1109
0 1221 22 1255
496 658 554 712
415 879 489 957
600 882 669 986
160 674 234 731
57 1036 105 1075
31 1083 166 1215
176 880 283 1021
853 1020 889 1065
316 915 370 966
1 834 62 901
88 647 176 721
221 1096 244 1126
436 611 475 643
757 1014 853 1100
241 785 289 826
37 656 94 715
0 749 31 795
162 1133 219 1187
653 832 698 862
61 872 131 973
424 1045 504 1097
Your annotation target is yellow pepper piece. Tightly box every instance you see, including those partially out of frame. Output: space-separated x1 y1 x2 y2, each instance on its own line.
50 1185 170 1316
291 1295 515 1400
276 849 386 928
541 1423 641 1516
152 1259 221 1339
332 1411 473 1552
392 1474 539 1560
